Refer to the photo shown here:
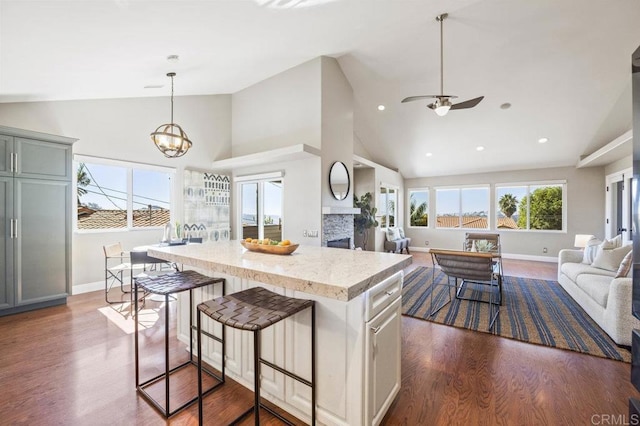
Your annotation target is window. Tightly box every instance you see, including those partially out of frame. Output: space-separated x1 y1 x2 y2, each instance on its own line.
408 189 429 227
238 173 283 241
75 157 173 231
495 182 565 231
378 185 397 228
435 186 489 229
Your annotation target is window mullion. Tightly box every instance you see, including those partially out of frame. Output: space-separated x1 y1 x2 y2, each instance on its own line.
127 168 133 229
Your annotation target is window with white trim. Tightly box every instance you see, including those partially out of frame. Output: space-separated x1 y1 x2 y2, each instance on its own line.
435 186 489 229
75 157 174 231
495 182 566 231
408 189 429 227
378 185 398 228
237 172 283 241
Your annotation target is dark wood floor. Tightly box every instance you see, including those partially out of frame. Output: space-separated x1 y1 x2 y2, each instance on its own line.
0 254 637 425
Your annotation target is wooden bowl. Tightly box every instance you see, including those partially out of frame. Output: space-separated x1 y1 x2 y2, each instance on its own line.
240 241 299 255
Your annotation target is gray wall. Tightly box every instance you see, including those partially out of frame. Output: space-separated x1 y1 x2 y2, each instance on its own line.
404 165 605 258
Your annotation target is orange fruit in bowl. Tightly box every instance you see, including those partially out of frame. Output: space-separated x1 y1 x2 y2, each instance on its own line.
281 239 291 246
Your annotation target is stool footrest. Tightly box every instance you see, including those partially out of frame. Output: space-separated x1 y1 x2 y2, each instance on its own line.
259 357 312 388
230 402 296 426
137 360 223 417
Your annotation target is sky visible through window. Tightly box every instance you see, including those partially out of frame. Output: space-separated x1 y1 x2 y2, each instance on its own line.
241 180 282 225
436 188 489 215
79 163 170 210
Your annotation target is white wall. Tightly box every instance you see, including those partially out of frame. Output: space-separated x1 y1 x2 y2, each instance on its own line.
0 95 232 289
231 57 322 156
320 56 354 209
404 165 604 258
604 154 632 175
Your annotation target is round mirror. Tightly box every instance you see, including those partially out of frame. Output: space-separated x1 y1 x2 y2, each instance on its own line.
329 161 350 200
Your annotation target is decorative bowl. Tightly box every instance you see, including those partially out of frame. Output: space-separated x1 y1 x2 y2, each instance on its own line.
240 241 299 255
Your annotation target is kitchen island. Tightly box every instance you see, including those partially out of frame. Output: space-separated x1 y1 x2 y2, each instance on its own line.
149 241 412 426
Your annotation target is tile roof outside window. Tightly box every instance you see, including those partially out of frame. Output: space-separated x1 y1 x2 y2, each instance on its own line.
77 208 170 230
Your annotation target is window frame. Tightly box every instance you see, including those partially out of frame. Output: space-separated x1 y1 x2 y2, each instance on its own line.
378 183 398 229
236 171 285 241
74 155 175 233
407 188 429 229
434 184 490 230
494 180 567 233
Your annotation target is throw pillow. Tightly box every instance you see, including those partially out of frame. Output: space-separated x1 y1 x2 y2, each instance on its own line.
386 227 400 242
592 244 632 272
582 237 602 264
600 234 623 250
616 250 633 278
398 227 405 239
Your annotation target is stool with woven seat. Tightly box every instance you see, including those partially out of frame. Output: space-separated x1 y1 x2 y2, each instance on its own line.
134 270 225 417
196 286 316 425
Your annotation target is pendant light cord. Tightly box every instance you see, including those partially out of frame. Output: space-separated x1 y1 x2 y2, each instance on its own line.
170 74 174 125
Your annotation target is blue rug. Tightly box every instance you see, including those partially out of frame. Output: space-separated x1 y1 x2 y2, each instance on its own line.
402 267 631 362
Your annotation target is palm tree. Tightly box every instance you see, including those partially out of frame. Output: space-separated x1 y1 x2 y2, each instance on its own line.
77 163 91 205
410 194 428 226
498 193 518 218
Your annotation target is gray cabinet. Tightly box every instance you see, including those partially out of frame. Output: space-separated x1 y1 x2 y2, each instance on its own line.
0 126 76 316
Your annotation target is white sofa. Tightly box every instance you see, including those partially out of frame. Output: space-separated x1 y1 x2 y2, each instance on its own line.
558 248 639 346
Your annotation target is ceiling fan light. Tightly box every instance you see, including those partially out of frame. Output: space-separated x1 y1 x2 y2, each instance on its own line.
434 104 450 116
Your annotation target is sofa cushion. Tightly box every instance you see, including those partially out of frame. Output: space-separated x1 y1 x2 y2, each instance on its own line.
561 262 616 282
592 244 632 272
616 250 633 278
575 274 612 308
386 227 400 242
398 227 405 238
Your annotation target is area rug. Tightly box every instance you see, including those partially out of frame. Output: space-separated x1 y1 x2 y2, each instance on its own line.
402 266 631 362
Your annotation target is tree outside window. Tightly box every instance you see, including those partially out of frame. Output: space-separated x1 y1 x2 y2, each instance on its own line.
409 190 428 227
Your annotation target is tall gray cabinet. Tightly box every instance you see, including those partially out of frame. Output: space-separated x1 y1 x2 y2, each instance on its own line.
0 126 77 316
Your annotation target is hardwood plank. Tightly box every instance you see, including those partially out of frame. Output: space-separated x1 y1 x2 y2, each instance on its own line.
0 255 636 426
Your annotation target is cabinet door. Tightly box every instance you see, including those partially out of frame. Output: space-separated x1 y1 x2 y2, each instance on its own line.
0 177 14 310
365 297 402 426
0 135 13 177
15 179 70 306
15 138 71 181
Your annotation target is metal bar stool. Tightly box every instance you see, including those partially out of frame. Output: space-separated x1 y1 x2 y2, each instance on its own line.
134 270 226 417
197 286 316 425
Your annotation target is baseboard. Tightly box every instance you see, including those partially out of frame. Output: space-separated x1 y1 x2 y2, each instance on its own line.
407 246 556 263
72 281 104 295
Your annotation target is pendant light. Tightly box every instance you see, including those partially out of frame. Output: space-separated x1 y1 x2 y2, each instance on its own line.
151 72 192 158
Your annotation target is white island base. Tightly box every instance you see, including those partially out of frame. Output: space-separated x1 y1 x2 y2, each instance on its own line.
149 242 411 426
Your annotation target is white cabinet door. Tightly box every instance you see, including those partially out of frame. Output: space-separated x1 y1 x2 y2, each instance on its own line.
365 297 401 426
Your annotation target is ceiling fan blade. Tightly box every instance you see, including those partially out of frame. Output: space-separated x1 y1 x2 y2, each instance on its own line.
450 96 484 110
402 94 457 103
401 95 438 103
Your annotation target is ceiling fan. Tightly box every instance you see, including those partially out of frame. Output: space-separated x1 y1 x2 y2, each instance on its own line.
401 13 484 116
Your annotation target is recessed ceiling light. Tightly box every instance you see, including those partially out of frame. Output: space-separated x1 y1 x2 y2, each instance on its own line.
377 105 386 111
538 137 549 144
144 85 164 89
476 146 485 151
500 103 511 109
425 152 433 157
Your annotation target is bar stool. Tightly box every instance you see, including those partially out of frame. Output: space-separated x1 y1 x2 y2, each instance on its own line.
197 286 316 425
134 270 225 417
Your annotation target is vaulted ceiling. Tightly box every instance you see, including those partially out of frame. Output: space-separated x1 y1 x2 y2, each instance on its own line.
1 0 639 178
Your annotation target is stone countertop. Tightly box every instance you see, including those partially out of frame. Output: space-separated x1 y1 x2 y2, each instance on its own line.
148 240 412 301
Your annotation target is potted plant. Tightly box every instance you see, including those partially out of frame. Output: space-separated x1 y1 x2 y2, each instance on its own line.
354 192 379 250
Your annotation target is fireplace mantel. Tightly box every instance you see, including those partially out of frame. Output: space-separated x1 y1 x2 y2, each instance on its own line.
322 206 361 215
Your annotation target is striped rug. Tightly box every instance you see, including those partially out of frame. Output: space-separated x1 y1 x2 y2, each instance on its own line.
402 266 631 362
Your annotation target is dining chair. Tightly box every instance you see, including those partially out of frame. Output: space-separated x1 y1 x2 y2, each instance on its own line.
463 232 503 305
103 242 145 305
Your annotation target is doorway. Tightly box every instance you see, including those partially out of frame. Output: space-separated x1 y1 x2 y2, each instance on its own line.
606 168 632 242
238 174 283 241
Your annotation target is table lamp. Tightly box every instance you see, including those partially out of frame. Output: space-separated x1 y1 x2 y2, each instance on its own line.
574 234 593 249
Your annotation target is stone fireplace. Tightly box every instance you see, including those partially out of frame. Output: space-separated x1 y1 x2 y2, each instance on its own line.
321 206 360 248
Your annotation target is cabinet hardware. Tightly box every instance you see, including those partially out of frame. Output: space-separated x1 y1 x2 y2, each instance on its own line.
385 290 396 296
13 219 18 239
370 325 381 334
